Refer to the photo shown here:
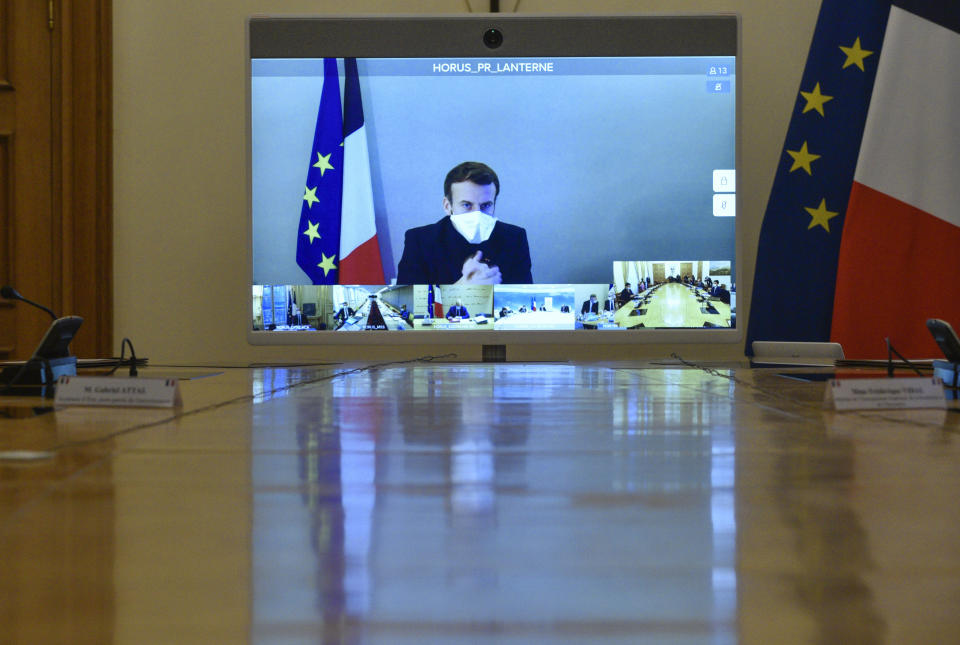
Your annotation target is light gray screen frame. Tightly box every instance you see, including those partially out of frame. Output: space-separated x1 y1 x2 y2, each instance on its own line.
247 14 741 347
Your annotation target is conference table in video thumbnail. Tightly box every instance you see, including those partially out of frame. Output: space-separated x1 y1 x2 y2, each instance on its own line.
336 299 412 331
602 282 732 329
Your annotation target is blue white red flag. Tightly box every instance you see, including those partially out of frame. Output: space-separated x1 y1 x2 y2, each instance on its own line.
747 0 960 358
296 58 385 285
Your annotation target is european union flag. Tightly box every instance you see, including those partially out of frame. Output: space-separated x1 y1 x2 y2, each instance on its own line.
296 58 344 285
746 0 891 351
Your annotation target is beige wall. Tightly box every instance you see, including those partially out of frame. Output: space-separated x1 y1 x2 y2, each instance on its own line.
114 0 821 364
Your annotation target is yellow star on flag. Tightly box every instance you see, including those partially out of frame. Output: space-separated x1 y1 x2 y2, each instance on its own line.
302 220 321 244
786 141 821 175
303 185 319 209
805 199 839 232
840 37 873 71
317 252 337 276
313 152 335 176
800 82 833 117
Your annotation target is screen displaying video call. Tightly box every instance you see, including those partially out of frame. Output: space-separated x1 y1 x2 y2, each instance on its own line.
250 54 736 332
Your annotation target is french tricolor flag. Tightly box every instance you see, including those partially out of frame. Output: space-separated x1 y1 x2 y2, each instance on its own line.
296 58 385 286
747 1 960 359
832 5 960 357
427 284 443 319
338 58 385 284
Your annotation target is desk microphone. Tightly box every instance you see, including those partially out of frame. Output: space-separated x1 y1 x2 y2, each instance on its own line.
1 285 57 320
1 285 83 396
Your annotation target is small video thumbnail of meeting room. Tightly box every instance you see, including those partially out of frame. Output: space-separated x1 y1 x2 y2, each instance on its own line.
252 284 501 332
591 261 735 329
254 284 406 332
253 261 734 333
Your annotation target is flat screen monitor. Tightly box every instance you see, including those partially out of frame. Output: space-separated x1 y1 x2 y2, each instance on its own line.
248 14 739 346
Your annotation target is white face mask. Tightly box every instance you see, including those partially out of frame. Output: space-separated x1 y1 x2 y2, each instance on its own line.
449 210 497 244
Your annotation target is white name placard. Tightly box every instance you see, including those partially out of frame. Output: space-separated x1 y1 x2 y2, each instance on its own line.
55 376 182 408
824 377 945 411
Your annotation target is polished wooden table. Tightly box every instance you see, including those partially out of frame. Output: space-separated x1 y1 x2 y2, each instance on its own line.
2 362 958 643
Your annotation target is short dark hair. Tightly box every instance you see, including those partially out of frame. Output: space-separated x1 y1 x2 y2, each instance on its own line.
444 162 500 201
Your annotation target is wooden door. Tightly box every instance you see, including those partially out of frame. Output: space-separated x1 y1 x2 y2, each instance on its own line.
0 0 112 360
652 263 666 284
0 0 53 358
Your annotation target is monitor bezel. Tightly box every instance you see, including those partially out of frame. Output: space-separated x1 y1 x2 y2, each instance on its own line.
246 13 742 347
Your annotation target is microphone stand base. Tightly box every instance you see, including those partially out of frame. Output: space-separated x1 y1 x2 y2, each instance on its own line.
0 356 78 397
933 359 960 389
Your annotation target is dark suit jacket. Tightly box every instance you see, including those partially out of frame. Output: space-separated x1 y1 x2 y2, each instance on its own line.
396 217 532 285
446 305 469 319
581 300 600 315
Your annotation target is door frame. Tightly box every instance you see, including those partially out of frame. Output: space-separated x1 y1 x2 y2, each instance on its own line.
52 0 113 358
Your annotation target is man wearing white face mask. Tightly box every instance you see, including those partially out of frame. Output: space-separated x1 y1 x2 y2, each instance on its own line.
396 162 532 285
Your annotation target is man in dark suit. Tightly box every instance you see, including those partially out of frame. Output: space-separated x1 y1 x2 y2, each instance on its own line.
446 299 469 320
334 302 355 328
618 282 634 304
396 162 532 285
714 284 731 304
581 294 601 315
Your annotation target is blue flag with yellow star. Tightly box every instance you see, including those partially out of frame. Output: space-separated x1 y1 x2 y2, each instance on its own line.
296 58 344 285
746 0 893 351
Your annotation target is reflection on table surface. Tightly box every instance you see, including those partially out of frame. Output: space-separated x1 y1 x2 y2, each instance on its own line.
2 363 959 644
252 364 735 644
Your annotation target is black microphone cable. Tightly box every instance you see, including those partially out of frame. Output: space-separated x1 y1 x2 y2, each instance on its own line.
885 337 924 377
107 338 140 377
